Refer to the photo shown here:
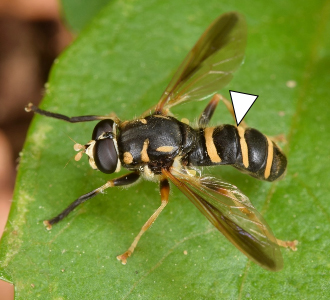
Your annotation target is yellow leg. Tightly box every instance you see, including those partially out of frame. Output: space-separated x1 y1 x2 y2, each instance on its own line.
117 178 170 265
216 94 287 147
218 94 248 128
277 239 298 251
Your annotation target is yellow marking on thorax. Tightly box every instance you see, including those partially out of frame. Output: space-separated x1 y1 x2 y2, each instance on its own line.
264 136 274 179
153 114 170 119
237 127 249 168
123 152 133 164
139 118 147 124
120 120 129 128
204 127 221 163
141 139 150 162
156 146 174 152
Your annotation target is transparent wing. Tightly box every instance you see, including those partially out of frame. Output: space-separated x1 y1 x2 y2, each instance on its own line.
155 12 247 113
162 168 283 271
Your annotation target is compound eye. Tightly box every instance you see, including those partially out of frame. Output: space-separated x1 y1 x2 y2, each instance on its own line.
92 119 114 140
94 138 118 174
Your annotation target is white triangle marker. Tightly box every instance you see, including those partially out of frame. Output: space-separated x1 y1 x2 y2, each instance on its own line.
229 90 258 126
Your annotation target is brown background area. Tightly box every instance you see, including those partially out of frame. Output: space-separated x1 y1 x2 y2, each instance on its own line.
0 0 73 298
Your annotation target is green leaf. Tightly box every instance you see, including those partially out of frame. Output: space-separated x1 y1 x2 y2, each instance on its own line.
60 0 111 32
1 0 330 298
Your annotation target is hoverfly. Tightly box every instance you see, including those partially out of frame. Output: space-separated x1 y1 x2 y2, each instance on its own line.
26 12 297 271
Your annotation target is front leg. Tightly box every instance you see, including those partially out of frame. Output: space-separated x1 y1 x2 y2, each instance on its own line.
25 103 121 124
44 172 140 229
117 177 170 265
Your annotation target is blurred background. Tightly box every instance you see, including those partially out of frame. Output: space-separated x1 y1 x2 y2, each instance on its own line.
0 0 73 298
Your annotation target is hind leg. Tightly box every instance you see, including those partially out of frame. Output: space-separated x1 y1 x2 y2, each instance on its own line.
198 94 247 128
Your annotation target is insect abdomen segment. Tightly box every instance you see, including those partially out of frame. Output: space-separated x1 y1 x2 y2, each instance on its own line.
189 125 287 182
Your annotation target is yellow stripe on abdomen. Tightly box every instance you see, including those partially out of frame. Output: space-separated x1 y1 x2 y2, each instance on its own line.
264 136 274 179
237 126 249 168
204 127 221 163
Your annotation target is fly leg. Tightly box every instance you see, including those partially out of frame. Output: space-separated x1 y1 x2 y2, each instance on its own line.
117 177 170 265
276 239 298 251
44 172 140 229
198 94 220 127
198 94 248 128
25 103 121 124
214 95 284 143
204 182 298 252
217 95 285 142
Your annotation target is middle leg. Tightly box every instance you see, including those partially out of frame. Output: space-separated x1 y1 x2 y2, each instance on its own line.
117 177 170 265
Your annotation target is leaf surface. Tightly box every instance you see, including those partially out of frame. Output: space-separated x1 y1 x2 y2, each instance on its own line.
60 0 111 32
1 0 330 298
